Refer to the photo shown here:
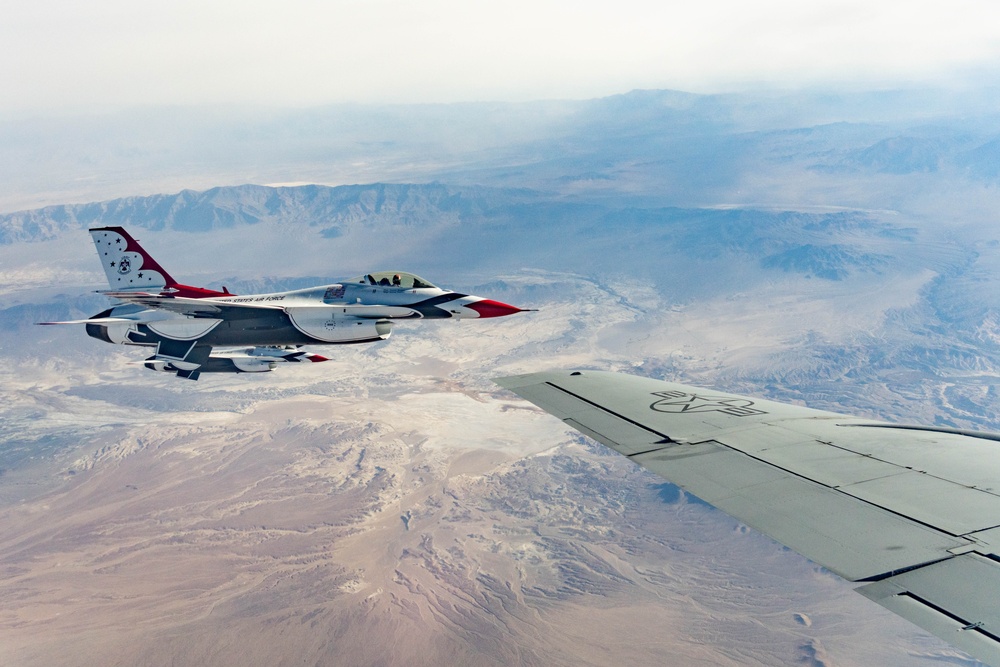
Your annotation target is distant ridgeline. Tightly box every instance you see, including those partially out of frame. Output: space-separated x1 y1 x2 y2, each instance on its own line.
0 183 909 283
0 183 521 243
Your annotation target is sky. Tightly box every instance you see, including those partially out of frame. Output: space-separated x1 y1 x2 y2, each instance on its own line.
3 0 1000 113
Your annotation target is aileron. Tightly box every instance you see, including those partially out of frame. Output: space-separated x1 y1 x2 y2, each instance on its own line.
859 554 1000 665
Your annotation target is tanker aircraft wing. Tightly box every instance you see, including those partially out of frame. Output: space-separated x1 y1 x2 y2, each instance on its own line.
496 369 1000 667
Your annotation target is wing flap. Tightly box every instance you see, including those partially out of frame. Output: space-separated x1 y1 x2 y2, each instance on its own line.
563 417 668 457
512 382 676 455
858 554 1000 665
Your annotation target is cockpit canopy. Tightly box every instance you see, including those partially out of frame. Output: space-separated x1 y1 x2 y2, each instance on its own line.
349 271 437 289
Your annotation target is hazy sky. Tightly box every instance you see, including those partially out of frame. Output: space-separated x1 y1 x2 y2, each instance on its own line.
4 0 1000 112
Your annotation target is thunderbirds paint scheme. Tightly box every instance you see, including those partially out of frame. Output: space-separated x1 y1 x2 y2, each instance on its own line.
42 227 528 379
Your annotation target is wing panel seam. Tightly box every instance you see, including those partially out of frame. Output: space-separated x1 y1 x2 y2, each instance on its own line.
544 381 677 444
695 438 973 539
813 438 1000 504
856 555 955 582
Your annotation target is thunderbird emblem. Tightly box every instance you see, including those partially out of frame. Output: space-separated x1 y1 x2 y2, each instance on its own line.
118 256 131 274
650 390 766 417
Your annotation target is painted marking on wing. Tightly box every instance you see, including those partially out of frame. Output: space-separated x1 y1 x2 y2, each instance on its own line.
650 390 768 417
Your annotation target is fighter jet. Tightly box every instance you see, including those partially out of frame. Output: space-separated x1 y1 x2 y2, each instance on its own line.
42 226 529 379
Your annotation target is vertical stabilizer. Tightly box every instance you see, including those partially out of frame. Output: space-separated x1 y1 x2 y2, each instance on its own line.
90 227 176 291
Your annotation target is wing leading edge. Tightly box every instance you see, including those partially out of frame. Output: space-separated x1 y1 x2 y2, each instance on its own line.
495 369 1000 666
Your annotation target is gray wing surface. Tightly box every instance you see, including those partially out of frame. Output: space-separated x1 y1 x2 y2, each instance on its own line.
106 294 418 321
102 293 284 319
495 369 1000 666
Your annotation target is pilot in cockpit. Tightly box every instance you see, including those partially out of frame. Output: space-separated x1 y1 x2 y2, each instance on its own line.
358 272 435 290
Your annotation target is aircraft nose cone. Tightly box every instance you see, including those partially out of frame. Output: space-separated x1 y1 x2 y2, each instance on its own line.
466 299 524 318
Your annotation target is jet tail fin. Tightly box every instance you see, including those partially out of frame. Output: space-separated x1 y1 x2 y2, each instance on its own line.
89 227 233 298
90 227 177 292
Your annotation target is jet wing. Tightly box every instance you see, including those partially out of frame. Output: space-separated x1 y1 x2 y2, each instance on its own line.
104 293 420 321
101 292 285 319
495 369 1000 667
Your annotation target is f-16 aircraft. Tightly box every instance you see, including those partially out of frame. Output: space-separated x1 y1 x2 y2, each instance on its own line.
497 369 1000 667
42 226 528 379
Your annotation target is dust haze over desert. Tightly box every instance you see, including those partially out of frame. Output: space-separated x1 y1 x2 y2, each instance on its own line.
3 3 1000 667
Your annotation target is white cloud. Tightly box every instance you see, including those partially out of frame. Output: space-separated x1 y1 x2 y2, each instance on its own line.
3 0 1000 111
